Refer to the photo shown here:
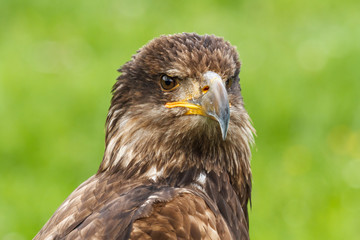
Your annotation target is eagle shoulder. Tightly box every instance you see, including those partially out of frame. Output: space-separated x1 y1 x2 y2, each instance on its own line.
130 192 232 240
35 171 245 240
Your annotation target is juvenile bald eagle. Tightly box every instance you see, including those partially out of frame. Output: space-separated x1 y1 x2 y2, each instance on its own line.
35 33 255 240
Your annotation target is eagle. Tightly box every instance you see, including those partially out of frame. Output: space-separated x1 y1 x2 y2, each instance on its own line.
35 33 255 240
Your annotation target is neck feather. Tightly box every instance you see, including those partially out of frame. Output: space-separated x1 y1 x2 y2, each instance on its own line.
98 105 255 199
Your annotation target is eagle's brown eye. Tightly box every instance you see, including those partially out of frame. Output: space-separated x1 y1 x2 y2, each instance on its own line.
226 77 233 88
160 75 179 91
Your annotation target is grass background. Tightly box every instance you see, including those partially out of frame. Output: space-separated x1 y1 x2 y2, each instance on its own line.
1 0 359 239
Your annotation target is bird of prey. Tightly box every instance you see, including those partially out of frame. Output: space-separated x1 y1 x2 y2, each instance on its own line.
35 33 255 240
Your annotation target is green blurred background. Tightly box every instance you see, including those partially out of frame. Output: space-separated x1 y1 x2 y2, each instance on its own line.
1 0 359 239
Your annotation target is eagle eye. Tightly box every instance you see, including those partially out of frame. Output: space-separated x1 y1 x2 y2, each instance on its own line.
226 77 234 88
160 75 179 91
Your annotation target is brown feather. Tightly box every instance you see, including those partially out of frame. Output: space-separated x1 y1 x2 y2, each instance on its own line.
130 193 233 240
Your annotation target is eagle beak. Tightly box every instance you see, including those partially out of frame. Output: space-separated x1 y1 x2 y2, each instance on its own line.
165 71 230 140
200 71 230 140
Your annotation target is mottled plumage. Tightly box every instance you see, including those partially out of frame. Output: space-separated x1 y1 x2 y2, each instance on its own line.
35 33 255 240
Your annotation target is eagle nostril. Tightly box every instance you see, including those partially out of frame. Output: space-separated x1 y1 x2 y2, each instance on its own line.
202 86 210 93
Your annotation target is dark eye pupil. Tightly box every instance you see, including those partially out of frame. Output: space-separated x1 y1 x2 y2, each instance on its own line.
164 78 172 85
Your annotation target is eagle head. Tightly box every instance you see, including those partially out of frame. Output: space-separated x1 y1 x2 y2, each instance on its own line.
99 33 254 187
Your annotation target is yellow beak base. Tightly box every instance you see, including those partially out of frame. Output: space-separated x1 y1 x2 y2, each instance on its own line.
165 102 206 116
